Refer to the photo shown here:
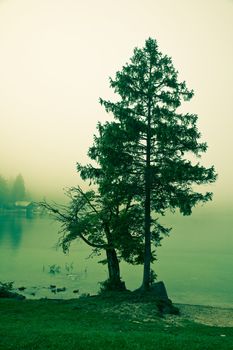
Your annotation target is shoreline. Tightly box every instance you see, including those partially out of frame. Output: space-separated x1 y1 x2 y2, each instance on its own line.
4 291 233 328
167 303 233 327
0 298 232 350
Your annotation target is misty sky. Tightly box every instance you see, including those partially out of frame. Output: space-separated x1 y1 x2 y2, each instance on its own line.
0 0 232 203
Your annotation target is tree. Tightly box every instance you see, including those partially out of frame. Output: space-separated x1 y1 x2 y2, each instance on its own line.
41 186 146 291
0 175 9 207
11 174 26 202
80 38 217 291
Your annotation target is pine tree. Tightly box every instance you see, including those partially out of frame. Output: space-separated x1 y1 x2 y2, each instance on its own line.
81 38 217 290
0 175 9 207
11 174 26 202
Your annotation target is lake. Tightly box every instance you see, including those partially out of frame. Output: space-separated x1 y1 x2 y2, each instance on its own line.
0 205 232 307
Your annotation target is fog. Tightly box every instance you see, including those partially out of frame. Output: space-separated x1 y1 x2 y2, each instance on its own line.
1 0 233 204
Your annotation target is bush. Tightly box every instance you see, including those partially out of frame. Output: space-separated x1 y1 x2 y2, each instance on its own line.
0 281 14 297
0 281 25 299
98 278 126 294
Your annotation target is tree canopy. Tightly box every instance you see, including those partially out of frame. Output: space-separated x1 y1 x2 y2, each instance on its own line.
11 174 26 202
42 38 217 293
41 186 146 291
0 175 9 207
78 38 217 290
0 173 27 207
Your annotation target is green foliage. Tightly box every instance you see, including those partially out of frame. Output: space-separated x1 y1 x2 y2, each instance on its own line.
65 262 74 273
40 187 129 290
41 186 146 265
0 281 24 299
48 264 61 274
41 38 217 291
87 37 216 214
11 174 26 202
98 278 126 293
0 173 28 207
42 187 111 254
0 281 14 297
0 175 9 207
78 38 217 289
149 269 157 284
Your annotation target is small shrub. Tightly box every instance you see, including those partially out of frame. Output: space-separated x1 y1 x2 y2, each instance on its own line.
0 281 14 297
64 262 74 273
49 264 61 274
149 270 157 285
0 281 25 300
98 278 126 294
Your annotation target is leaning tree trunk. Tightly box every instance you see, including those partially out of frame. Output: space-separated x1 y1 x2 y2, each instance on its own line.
105 248 126 291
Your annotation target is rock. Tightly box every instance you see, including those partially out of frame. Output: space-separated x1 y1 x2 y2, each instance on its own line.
18 286 26 291
151 281 179 315
158 298 179 315
151 281 168 300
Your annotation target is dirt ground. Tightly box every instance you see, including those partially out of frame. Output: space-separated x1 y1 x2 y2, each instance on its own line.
165 304 233 327
102 300 233 328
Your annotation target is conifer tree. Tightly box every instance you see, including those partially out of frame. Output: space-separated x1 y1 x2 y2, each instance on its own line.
79 38 217 290
11 174 26 202
0 175 9 207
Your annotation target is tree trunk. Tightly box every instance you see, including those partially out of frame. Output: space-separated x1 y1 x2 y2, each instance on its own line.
141 70 152 291
142 166 151 291
106 248 126 291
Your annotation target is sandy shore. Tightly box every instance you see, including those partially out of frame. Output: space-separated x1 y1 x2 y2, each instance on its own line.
165 304 233 327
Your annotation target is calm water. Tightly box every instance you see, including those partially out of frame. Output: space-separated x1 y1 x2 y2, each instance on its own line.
0 206 232 307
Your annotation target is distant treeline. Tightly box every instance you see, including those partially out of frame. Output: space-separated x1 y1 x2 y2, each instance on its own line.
0 174 29 208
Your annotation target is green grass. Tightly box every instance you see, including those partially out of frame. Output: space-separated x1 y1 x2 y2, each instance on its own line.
0 296 232 350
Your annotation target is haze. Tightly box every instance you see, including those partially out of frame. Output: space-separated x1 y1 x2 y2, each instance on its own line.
0 0 232 204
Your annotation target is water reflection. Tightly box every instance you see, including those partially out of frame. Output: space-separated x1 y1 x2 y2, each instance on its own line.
0 214 31 249
0 208 233 307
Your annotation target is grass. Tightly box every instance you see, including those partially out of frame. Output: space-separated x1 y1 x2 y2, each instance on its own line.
0 294 232 350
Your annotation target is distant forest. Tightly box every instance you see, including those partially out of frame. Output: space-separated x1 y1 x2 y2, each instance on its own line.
0 174 29 208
